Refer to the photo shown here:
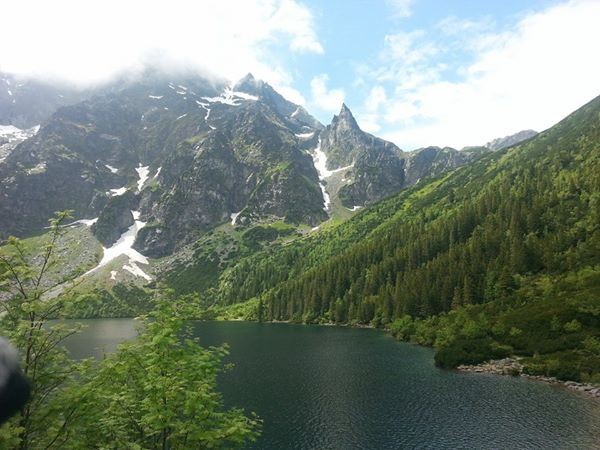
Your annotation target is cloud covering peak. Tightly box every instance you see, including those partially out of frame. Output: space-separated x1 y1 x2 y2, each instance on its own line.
0 0 322 88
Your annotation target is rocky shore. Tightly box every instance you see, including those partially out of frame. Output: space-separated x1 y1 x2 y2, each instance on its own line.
457 358 600 401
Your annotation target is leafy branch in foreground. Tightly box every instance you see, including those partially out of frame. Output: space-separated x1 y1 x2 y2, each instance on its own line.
67 297 261 449
0 210 88 450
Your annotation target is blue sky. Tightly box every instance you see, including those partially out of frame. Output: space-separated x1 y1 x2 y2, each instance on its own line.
1 0 599 150
286 0 599 148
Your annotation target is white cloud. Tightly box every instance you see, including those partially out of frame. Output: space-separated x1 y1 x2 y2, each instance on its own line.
310 74 345 113
386 0 415 18
356 113 382 134
365 86 387 112
273 0 324 54
383 31 437 64
0 0 323 91
276 85 307 106
362 0 600 150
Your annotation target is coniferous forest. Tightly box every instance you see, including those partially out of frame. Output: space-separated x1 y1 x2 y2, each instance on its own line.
199 95 600 381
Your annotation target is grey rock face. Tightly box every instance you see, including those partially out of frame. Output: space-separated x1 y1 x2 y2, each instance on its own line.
486 130 538 151
321 104 491 208
0 70 492 257
233 73 323 132
135 100 326 257
0 70 326 256
320 104 406 206
92 191 138 247
403 147 472 186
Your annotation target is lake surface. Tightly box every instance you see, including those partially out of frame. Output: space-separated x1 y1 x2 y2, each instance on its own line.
63 319 600 449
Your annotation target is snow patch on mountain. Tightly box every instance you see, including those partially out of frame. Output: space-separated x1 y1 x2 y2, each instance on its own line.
66 217 98 227
230 211 241 226
202 87 258 106
84 210 151 280
0 125 38 163
135 164 150 191
0 124 40 142
309 139 355 212
108 187 127 197
123 261 152 281
105 164 118 173
311 139 353 175
310 139 332 212
196 101 216 129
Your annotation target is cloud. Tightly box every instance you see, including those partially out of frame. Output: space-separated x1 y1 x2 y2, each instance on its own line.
276 85 307 106
383 31 438 65
0 0 323 90
273 0 324 54
364 86 387 113
358 0 600 150
310 74 345 113
356 113 382 134
385 0 415 18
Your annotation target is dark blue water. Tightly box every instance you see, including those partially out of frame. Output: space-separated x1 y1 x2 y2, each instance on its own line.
64 320 600 449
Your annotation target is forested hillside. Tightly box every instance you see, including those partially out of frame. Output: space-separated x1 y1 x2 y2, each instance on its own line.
207 95 600 380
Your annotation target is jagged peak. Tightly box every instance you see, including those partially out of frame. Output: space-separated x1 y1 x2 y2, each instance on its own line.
332 103 360 131
233 73 266 96
238 72 256 84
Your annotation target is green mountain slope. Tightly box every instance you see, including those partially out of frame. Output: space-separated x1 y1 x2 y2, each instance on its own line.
205 95 600 381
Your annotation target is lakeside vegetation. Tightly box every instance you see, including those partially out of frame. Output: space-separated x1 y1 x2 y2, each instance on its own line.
0 215 260 449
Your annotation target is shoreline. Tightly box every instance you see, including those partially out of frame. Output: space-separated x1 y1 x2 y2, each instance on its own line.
249 320 600 403
456 357 600 401
63 315 600 403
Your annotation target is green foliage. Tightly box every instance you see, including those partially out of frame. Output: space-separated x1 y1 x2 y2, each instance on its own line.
249 98 595 320
198 96 600 382
0 211 89 449
0 213 261 448
387 267 600 379
564 319 582 333
66 298 261 449
434 338 512 369
242 222 297 247
63 284 154 318
207 298 261 321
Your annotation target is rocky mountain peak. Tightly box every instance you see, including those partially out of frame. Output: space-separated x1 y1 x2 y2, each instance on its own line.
233 73 264 96
331 103 361 132
239 72 256 83
332 103 360 132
